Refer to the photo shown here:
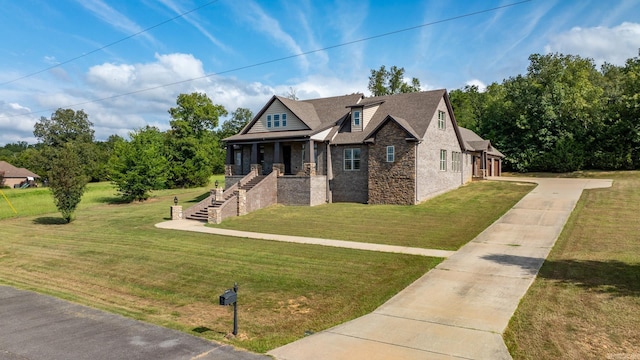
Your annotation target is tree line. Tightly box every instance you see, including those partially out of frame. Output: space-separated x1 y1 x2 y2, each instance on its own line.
450 52 640 172
2 53 638 220
0 92 251 221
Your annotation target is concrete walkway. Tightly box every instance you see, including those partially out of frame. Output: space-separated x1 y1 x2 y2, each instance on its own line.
266 177 612 360
155 221 456 258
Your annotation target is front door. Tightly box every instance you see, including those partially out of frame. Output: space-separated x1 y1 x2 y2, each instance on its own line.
283 145 292 175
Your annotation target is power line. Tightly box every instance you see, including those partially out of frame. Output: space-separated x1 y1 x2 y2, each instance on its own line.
4 0 531 119
0 0 220 86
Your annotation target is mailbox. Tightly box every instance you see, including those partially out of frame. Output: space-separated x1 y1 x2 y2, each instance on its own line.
219 289 237 306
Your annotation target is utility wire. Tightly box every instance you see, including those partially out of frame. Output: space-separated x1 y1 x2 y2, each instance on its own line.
1 0 220 86
4 0 531 119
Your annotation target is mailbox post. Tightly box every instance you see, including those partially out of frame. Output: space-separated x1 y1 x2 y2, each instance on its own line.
219 282 238 336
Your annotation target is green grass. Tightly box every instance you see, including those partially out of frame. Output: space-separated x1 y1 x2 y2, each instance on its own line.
0 177 536 353
0 176 438 353
213 181 535 250
504 171 640 359
0 176 226 220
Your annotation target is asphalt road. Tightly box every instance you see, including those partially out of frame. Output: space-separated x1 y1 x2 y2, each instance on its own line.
0 286 270 360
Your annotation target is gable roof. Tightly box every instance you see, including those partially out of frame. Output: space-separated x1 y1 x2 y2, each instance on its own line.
0 161 40 178
458 127 504 157
224 93 363 142
364 115 422 142
223 90 467 150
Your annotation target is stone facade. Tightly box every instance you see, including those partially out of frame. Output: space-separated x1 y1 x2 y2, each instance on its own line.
368 121 417 205
171 205 183 220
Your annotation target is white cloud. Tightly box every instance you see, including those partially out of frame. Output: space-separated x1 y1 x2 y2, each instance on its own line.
0 102 39 145
545 22 640 66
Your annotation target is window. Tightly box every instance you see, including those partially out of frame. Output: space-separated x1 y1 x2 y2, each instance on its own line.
267 113 286 128
273 114 280 127
344 148 361 170
353 111 361 127
386 146 395 162
451 151 462 172
438 110 446 130
440 149 447 171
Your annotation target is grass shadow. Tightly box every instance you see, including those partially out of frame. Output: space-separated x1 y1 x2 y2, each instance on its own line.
186 192 210 204
94 196 130 205
482 254 640 297
192 326 212 333
539 259 640 297
33 217 68 225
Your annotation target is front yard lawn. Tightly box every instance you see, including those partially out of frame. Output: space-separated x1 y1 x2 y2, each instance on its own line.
213 180 535 250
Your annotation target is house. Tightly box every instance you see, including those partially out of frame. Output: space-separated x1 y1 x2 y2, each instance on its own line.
458 127 504 178
0 161 40 188
184 89 503 223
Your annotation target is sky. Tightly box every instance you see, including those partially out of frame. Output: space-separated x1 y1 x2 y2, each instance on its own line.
1 0 640 146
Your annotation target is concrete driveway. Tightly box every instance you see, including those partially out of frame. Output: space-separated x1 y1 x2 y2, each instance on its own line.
267 177 612 360
0 286 270 360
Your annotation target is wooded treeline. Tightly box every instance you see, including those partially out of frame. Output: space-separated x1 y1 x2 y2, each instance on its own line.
450 52 640 172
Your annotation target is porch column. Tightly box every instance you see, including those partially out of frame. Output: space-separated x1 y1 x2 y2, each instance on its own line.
272 141 284 175
224 145 233 176
326 141 332 203
250 143 262 174
226 145 232 164
303 139 316 176
251 143 258 164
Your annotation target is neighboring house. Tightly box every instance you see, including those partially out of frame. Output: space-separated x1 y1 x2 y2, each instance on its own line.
0 161 40 188
184 89 504 223
458 127 504 178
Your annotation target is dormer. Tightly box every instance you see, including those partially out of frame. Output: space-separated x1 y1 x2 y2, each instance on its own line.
351 107 363 132
346 99 385 133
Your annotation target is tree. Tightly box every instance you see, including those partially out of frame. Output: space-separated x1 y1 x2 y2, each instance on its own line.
109 127 168 202
168 92 227 136
283 87 299 100
449 85 485 132
48 143 88 222
34 108 94 222
166 92 228 187
217 107 253 141
368 65 421 96
34 109 94 147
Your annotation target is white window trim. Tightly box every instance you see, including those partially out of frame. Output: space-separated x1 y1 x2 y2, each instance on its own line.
440 149 447 171
386 145 395 162
344 148 361 171
352 111 361 127
273 114 280 127
267 113 288 129
438 110 446 130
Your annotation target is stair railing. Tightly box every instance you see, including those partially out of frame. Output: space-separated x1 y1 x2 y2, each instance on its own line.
183 169 258 220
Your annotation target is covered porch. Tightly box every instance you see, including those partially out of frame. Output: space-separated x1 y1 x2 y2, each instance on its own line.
224 138 331 206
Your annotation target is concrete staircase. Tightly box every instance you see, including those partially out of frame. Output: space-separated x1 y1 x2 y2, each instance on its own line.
185 176 266 222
